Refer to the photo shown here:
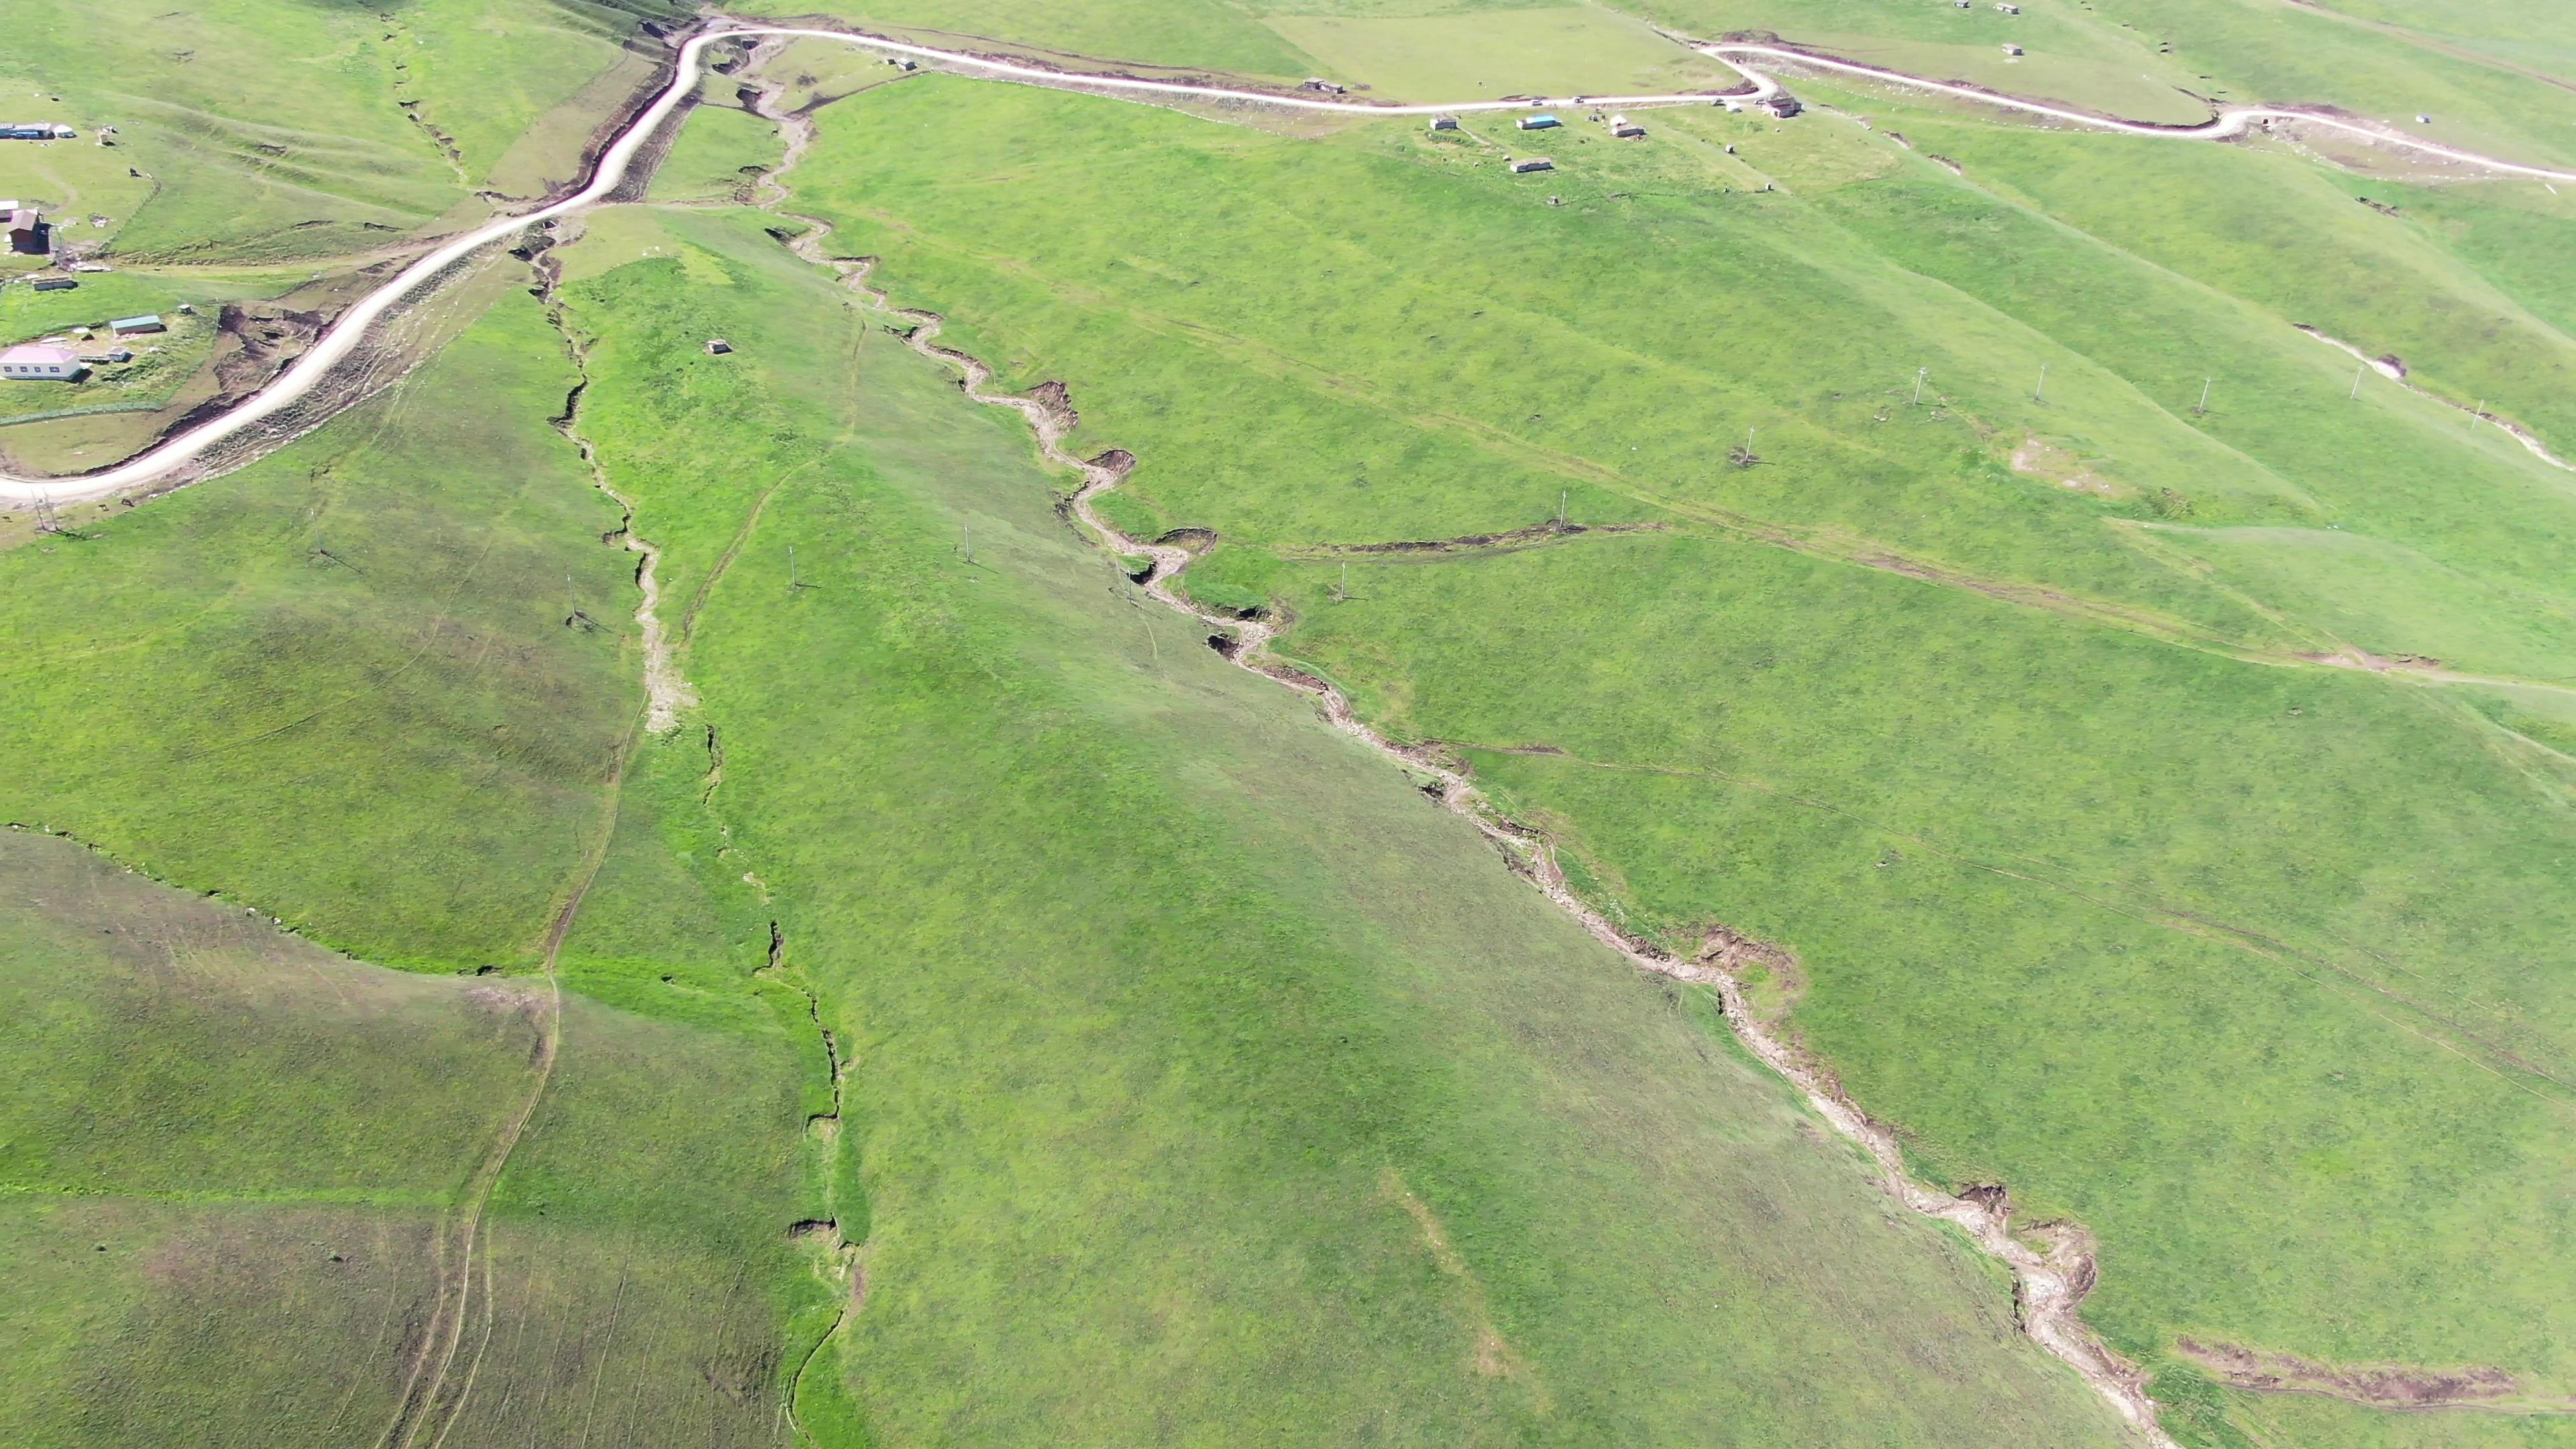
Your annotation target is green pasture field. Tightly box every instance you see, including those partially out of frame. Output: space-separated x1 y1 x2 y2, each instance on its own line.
647 97 787 205
543 197 2140 1445
1850 109 2576 469
729 0 1318 78
0 0 675 264
1265 7 1738 99
772 68 2576 1444
5 2 2575 1446
1635 0 2576 170
0 277 639 969
0 828 814 1448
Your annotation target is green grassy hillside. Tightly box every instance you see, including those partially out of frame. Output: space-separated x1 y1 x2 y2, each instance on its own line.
546 199 2138 1445
0 0 676 262
0 828 812 1448
8 2 2575 1446
773 68 2576 1446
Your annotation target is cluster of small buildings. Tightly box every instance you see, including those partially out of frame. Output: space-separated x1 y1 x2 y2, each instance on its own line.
1442 87 1800 183
1 123 76 141
1947 0 2026 52
0 313 166 383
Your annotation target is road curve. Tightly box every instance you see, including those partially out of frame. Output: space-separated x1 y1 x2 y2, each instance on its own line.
6 20 2573 504
1701 40 2576 183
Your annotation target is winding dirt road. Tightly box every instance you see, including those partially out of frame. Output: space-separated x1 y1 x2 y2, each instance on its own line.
5 18 2575 507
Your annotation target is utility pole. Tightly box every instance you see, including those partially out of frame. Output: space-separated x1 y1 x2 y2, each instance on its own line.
789 544 800 590
2349 362 2366 400
1912 367 1927 405
2196 378 2212 415
1557 489 1568 525
2035 364 2047 402
2470 400 2485 431
961 524 972 564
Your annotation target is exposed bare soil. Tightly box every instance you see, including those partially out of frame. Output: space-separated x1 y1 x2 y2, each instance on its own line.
2176 1338 2557 1411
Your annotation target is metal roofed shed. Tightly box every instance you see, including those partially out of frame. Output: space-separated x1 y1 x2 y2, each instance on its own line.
1 343 85 380
1613 120 1646 138
1429 115 1458 131
2003 43 2023 56
1767 94 1802 117
1509 156 1554 174
704 337 733 355
109 313 165 335
1518 113 1561 130
30 276 75 291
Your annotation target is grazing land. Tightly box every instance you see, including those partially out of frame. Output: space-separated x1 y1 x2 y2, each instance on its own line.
5 2 2575 1446
547 200 2134 1444
0 826 812 1448
773 60 2576 1446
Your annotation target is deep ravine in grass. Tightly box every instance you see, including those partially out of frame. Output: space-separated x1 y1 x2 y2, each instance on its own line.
739 55 2180 1446
535 235 700 735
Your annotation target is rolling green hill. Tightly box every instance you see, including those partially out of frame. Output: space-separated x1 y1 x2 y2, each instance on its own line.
771 63 2576 1446
8 2 2576 1446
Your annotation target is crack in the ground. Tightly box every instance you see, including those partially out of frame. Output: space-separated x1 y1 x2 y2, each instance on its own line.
530 232 698 734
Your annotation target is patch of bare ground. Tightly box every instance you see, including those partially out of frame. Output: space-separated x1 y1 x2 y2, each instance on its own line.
2175 1338 2571 1412
2008 433 2123 498
2296 647 2446 672
1287 519 1665 558
738 56 2178 1442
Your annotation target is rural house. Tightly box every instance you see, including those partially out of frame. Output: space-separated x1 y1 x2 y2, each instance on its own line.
1509 156 1554 174
109 313 165 335
1 343 85 380
1429 115 1458 131
1 123 76 141
6 209 44 255
1768 93 1803 117
1519 113 1561 130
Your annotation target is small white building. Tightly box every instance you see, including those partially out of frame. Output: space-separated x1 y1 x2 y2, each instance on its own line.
2003 43 2024 56
1 343 86 380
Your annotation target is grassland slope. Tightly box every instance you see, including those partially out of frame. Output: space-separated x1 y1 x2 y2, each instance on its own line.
548 198 2141 1446
771 64 2576 1448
